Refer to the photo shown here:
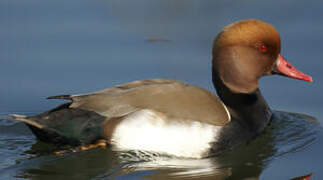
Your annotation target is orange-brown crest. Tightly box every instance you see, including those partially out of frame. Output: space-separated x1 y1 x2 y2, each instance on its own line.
214 19 281 55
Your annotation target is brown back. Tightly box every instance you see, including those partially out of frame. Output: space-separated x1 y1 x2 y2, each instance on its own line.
69 79 230 126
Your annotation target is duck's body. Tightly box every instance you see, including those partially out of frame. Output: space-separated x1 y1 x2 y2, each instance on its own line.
12 19 312 158
14 79 230 158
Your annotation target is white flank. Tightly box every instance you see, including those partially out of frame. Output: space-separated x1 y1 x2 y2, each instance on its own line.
110 109 222 158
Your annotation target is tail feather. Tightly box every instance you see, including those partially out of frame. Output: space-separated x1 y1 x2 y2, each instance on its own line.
9 104 106 146
11 114 79 145
11 114 44 129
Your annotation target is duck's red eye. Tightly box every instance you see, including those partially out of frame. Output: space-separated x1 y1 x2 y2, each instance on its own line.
258 44 267 53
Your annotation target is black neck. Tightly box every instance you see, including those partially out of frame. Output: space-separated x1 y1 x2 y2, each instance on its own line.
212 72 272 134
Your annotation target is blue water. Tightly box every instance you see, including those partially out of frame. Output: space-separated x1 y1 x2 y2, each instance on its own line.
1 0 323 179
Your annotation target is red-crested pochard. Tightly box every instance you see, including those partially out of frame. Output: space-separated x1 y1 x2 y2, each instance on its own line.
12 19 312 158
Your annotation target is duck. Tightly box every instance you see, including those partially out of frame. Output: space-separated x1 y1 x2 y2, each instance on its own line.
12 19 312 158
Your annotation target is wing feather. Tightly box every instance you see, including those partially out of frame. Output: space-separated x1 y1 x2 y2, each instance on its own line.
48 79 230 126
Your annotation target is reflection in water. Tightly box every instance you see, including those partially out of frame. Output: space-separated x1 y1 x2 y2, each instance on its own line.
0 111 317 179
115 152 230 179
271 112 318 157
291 173 313 180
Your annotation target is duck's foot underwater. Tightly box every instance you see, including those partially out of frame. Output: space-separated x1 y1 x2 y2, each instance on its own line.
54 140 107 155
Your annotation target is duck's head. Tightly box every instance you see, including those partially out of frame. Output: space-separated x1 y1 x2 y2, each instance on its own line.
212 19 312 94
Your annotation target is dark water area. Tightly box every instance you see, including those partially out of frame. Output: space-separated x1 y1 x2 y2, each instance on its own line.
1 0 323 179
